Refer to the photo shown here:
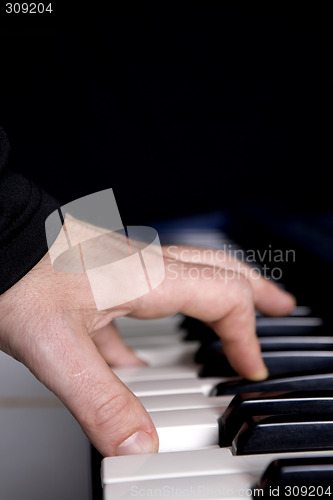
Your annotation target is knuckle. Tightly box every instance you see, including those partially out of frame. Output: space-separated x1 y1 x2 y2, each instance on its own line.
226 271 253 302
227 276 254 318
84 391 133 433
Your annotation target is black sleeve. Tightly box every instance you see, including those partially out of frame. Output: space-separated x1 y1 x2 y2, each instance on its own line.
0 126 60 294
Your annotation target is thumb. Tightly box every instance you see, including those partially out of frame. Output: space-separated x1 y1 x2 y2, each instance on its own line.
25 321 159 457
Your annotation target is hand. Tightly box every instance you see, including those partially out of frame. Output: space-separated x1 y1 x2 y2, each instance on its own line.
0 218 295 457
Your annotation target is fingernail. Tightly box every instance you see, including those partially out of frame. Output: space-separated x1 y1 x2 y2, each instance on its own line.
116 431 156 456
251 365 269 381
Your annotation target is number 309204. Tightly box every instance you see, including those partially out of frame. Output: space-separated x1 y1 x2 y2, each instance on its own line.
5 3 53 14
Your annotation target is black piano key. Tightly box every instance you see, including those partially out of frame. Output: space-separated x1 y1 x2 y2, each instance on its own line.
213 373 333 395
259 336 333 351
195 336 333 364
233 414 333 455
257 458 333 498
180 316 219 343
256 305 312 317
219 391 333 446
200 351 333 378
256 316 324 336
195 340 221 363
181 315 325 342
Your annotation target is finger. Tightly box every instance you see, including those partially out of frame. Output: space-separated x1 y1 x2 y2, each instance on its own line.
162 245 296 315
128 261 268 380
19 320 159 457
91 322 147 367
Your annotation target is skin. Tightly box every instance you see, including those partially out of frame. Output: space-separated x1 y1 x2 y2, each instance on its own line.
0 221 296 457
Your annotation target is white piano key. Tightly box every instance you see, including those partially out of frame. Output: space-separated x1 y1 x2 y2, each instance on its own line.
103 471 259 500
116 315 183 338
139 393 232 412
102 447 333 484
127 377 226 397
135 342 200 367
113 364 200 383
150 407 225 452
124 332 185 348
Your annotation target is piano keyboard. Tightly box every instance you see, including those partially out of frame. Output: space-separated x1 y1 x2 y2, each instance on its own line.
101 312 333 499
98 226 333 499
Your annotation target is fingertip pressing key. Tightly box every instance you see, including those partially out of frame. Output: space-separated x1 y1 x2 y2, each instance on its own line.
247 364 269 382
116 430 158 456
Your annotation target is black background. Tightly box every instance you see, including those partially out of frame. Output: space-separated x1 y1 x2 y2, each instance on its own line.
0 2 331 226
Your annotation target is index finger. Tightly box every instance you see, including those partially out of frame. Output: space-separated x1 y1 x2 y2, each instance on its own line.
128 260 268 381
162 245 296 315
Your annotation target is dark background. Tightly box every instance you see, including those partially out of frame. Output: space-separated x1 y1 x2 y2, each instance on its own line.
1 7 332 493
0 2 331 226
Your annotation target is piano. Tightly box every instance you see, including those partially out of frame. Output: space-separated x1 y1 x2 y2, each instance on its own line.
95 208 333 499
